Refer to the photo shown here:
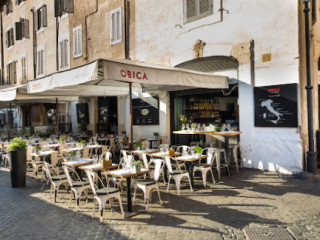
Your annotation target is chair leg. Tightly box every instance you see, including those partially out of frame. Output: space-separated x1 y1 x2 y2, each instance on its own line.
156 185 162 205
132 185 137 206
186 175 193 193
118 195 125 217
92 199 96 219
210 169 216 184
100 208 104 223
201 170 207 187
166 175 171 192
68 192 73 208
174 176 181 195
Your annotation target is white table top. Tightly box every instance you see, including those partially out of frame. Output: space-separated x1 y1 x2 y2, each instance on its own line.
86 145 102 149
63 147 84 152
32 150 54 157
63 159 93 167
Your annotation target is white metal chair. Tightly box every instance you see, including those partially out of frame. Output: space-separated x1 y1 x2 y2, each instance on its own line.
141 152 166 183
164 156 193 195
193 148 216 187
133 159 163 210
63 166 90 211
86 170 124 223
43 162 68 203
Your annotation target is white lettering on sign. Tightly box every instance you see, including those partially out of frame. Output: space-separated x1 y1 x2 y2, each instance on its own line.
31 83 43 91
120 69 148 80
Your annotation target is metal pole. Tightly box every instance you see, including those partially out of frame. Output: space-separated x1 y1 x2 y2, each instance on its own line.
129 83 134 150
56 98 60 138
8 103 12 140
303 0 317 173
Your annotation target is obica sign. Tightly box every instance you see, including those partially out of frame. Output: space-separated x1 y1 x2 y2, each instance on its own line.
254 83 298 127
120 69 148 81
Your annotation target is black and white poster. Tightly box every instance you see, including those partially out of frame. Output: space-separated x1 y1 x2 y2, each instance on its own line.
133 97 159 125
254 83 298 127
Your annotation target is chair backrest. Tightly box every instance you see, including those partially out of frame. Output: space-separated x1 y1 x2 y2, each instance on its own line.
202 147 216 165
85 170 98 195
177 145 190 155
99 151 112 161
158 144 169 151
26 147 34 161
101 145 109 153
50 151 59 166
43 162 54 181
142 140 149 150
141 152 149 168
109 137 115 145
164 156 173 174
59 144 69 155
62 166 79 187
153 159 163 181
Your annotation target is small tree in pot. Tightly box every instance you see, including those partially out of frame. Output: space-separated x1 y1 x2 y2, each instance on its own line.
135 141 142 150
132 160 143 173
8 137 28 188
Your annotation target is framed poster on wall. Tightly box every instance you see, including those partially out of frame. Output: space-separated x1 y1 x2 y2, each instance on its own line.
133 97 159 125
254 83 298 127
76 103 89 124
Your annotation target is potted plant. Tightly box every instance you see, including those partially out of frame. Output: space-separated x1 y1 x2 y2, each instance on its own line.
42 137 47 141
132 160 143 173
135 141 142 150
122 130 127 137
70 151 77 161
195 146 203 157
215 126 222 132
153 132 159 139
80 140 86 148
59 137 65 144
34 145 41 154
8 137 28 188
101 153 112 168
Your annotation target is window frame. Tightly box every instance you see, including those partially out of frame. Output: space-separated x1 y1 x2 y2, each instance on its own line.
6 60 17 85
184 0 213 23
6 27 14 48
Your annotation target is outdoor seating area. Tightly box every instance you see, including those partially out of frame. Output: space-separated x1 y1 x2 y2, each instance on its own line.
0 133 243 221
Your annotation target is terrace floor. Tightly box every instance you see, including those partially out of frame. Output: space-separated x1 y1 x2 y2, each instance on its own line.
0 167 320 240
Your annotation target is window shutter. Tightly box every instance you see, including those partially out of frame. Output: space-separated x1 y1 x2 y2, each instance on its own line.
60 41 63 68
6 31 9 48
199 0 211 15
10 28 14 46
3 4 7 15
43 5 47 27
23 19 29 39
15 22 22 40
77 28 82 56
13 61 16 84
66 0 74 13
186 0 197 19
116 10 122 42
6 65 9 84
34 10 38 31
73 29 77 57
15 0 18 5
54 0 61 17
110 11 116 44
8 1 13 12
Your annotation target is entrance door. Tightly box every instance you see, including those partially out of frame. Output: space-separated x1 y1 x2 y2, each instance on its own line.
97 97 118 134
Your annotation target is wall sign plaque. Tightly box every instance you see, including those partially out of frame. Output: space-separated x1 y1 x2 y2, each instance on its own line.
133 97 159 125
254 83 298 127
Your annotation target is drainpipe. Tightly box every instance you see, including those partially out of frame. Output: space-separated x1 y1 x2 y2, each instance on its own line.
56 17 59 71
0 11 4 85
30 9 37 79
85 0 99 63
124 0 130 59
250 40 255 86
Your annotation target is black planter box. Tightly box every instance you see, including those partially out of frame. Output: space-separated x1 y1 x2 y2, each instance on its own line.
10 150 27 188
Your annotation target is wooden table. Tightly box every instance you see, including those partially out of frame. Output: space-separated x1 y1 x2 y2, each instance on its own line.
107 168 152 213
173 154 208 188
131 149 159 155
62 159 94 179
63 147 84 153
97 138 108 145
48 143 60 150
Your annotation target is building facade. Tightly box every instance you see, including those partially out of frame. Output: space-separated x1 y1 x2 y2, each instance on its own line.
0 0 319 174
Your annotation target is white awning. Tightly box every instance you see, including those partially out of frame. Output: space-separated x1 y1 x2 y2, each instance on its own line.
26 59 229 96
0 84 27 101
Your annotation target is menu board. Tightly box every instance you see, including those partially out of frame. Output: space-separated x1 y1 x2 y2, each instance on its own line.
254 83 298 127
133 97 159 125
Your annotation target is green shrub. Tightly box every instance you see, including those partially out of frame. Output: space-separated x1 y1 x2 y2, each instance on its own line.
8 137 28 151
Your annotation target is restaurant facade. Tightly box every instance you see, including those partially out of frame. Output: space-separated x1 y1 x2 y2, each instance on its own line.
0 0 319 174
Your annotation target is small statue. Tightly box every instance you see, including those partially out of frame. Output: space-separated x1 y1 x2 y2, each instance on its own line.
193 39 206 58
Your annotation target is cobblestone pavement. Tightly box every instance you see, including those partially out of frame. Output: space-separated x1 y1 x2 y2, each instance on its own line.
0 166 320 240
